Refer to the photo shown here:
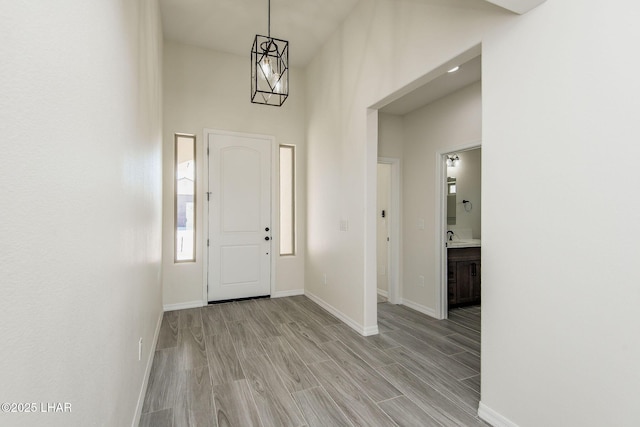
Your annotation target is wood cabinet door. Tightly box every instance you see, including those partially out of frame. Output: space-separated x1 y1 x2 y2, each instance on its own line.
456 261 476 305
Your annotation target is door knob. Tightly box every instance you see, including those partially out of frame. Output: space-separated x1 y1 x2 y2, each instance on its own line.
265 227 270 232
265 236 270 241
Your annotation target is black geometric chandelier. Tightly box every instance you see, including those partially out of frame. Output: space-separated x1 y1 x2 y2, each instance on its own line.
251 0 289 106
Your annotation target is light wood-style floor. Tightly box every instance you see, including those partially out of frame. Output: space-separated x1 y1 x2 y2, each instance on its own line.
140 296 482 427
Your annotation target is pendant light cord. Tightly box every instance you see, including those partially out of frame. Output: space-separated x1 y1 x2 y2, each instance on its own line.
268 0 271 38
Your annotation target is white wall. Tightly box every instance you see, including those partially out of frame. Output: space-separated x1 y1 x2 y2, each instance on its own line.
0 1 163 426
307 0 640 423
401 82 482 311
162 41 307 307
305 0 511 331
481 1 640 425
448 148 482 238
378 113 404 159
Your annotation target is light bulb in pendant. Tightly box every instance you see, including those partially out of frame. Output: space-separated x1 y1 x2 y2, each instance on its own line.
260 56 273 79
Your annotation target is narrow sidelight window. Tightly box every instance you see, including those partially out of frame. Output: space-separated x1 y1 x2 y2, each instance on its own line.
175 134 196 262
279 145 295 256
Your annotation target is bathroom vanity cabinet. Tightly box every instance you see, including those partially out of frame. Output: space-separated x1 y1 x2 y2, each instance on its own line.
448 247 481 307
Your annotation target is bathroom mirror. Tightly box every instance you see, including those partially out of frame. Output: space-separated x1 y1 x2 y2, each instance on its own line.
447 177 456 225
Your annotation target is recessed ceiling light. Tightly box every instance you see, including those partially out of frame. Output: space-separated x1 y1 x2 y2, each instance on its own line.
448 66 460 73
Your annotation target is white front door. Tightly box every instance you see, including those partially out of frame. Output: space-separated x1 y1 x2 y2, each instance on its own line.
207 131 272 302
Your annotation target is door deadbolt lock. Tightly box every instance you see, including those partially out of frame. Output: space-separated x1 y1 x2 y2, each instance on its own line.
265 227 270 232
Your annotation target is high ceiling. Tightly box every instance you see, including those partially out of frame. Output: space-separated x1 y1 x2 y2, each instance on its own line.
159 0 542 113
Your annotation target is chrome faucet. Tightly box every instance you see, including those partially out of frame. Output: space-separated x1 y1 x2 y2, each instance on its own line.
447 230 454 241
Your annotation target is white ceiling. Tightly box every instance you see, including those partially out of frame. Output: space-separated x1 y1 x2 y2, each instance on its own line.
380 55 481 116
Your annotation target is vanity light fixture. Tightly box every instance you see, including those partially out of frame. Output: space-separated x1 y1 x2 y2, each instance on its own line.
446 154 460 167
447 66 460 73
251 0 289 106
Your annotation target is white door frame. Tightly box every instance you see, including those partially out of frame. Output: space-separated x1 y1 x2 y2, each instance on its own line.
202 128 278 304
378 157 401 305
435 141 481 319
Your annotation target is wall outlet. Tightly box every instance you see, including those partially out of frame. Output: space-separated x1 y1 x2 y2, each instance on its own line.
323 273 327 285
418 275 425 287
339 220 349 232
417 219 425 230
138 338 143 361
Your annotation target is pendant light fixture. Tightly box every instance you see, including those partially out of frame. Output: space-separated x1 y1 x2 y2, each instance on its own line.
251 0 289 106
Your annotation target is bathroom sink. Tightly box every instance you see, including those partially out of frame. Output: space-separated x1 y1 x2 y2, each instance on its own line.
447 239 481 248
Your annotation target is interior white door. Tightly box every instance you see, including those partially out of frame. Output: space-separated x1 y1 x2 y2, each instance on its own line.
376 163 391 296
207 132 272 302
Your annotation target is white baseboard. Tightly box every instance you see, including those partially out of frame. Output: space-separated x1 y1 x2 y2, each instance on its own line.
271 289 305 298
478 402 519 427
377 288 389 297
163 300 204 311
401 298 437 319
132 310 163 427
305 291 379 336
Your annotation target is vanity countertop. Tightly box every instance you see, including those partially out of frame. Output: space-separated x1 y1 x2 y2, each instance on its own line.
447 239 481 248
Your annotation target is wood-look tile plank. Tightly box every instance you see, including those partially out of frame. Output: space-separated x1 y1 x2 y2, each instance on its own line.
139 409 173 427
386 346 480 416
384 330 476 379
450 351 480 373
293 298 342 326
254 298 295 324
205 332 244 386
269 297 304 319
178 326 208 370
319 340 401 403
447 312 480 333
227 321 265 360
179 308 203 329
218 302 247 324
292 387 353 427
241 354 305 427
212 379 263 427
399 323 467 356
285 320 333 345
246 304 281 338
261 336 319 392
379 311 456 344
324 324 395 367
377 318 397 334
462 374 481 394
379 309 450 336
435 319 481 341
174 365 216 427
308 360 396 427
142 348 180 413
278 323 330 365
156 311 179 350
378 363 484 427
451 308 481 322
445 333 480 356
275 300 328 333
367 332 401 351
378 396 441 427
202 305 227 336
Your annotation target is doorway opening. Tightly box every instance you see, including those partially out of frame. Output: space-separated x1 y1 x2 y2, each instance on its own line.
376 158 401 306
438 146 482 318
